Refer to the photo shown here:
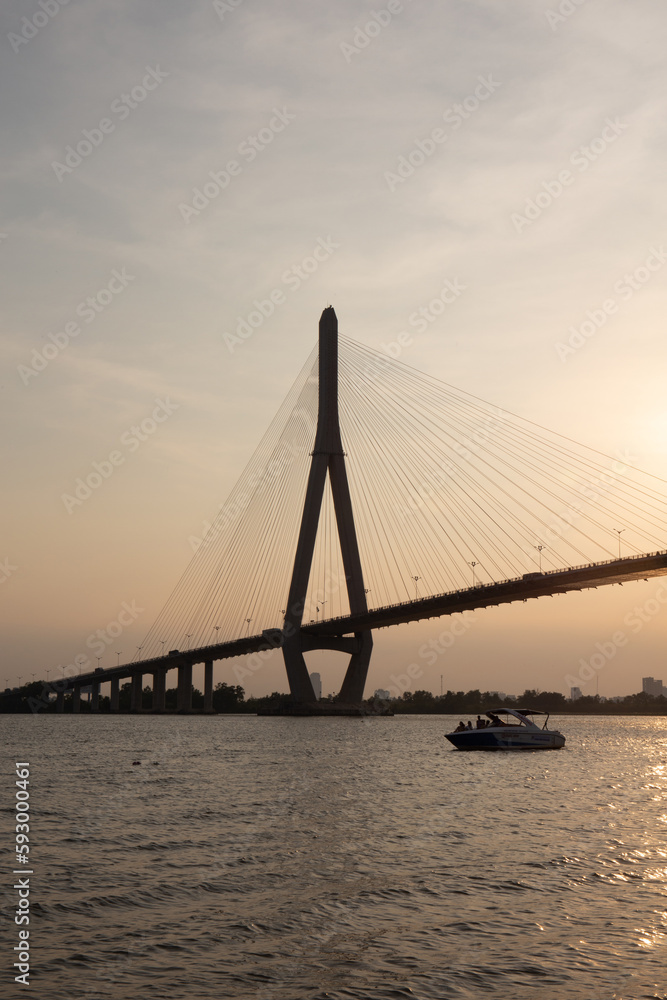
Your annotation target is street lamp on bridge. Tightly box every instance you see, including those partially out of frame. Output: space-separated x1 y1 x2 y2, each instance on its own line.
185 634 193 650
116 652 122 666
411 576 420 599
534 544 545 572
245 618 253 635
615 528 625 558
469 561 477 587
159 640 166 656
95 657 102 670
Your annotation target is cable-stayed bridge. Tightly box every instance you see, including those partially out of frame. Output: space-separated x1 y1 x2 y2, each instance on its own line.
43 308 667 713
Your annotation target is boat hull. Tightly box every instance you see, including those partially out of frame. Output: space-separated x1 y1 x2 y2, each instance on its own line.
446 726 565 751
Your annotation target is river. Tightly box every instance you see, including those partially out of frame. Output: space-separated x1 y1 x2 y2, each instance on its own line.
3 714 667 999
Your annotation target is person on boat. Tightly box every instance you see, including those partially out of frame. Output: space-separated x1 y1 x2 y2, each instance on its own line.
466 720 473 730
454 721 466 732
475 715 485 729
488 714 502 727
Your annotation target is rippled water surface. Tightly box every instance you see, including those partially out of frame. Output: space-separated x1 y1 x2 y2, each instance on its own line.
3 715 667 999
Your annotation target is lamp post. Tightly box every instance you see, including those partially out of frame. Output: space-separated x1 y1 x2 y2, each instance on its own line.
95 657 102 670
469 561 477 586
615 528 625 558
185 634 193 650
411 575 420 599
245 618 253 635
212 625 221 643
46 669 50 683
535 544 544 572
116 652 122 666
159 640 166 656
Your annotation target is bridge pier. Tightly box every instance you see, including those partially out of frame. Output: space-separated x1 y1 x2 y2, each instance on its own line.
338 630 374 704
204 660 213 713
91 682 100 712
72 686 81 713
110 677 119 712
131 673 143 712
152 668 167 712
177 664 192 712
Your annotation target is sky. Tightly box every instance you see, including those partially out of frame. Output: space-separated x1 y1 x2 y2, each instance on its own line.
2 0 667 701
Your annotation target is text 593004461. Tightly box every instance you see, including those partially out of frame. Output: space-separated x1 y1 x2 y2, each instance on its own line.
14 763 31 986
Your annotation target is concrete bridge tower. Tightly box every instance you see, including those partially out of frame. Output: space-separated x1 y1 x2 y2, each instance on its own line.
281 307 372 706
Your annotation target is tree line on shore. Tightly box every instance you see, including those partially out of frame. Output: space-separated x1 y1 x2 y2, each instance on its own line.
389 688 667 715
2 679 667 715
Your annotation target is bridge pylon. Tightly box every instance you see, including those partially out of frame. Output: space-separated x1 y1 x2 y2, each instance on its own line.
281 307 372 705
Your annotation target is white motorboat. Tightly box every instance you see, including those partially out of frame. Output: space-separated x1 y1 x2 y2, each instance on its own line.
445 708 566 751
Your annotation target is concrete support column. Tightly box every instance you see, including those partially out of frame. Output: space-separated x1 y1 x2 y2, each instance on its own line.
72 686 81 713
56 689 65 713
204 660 213 713
177 663 192 712
91 682 100 712
152 668 167 712
110 677 120 712
131 673 143 712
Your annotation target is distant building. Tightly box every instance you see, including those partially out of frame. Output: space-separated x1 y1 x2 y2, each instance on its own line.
643 676 665 697
373 689 391 701
309 672 322 700
570 686 583 701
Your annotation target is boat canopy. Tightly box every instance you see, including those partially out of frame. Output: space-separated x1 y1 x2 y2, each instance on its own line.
486 707 550 728
488 707 547 716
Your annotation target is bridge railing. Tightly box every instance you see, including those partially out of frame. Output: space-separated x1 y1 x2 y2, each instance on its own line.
313 549 667 628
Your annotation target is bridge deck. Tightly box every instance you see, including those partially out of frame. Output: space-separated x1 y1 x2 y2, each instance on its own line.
69 550 667 689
